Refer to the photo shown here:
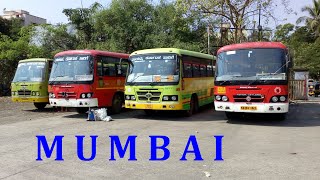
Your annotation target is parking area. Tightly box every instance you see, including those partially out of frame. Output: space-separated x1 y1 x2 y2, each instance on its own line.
0 97 320 179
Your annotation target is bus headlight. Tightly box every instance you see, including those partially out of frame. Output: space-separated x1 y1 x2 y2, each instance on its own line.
171 96 177 101
272 96 278 102
87 93 92 98
222 96 228 102
131 96 136 100
36 92 40 96
125 95 130 100
32 92 36 96
215 95 221 101
81 94 86 98
163 96 169 101
280 96 286 102
12 91 15 96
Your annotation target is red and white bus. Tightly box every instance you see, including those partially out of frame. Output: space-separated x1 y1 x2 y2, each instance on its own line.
48 50 129 114
214 42 291 120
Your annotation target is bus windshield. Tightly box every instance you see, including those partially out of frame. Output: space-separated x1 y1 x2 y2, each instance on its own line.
127 53 179 83
49 55 93 82
12 62 46 82
216 48 287 81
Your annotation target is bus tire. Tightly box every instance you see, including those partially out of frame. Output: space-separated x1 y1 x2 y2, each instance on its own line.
34 102 47 110
76 107 88 114
184 95 197 117
111 93 123 114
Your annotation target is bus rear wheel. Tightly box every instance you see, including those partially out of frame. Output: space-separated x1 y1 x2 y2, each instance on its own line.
184 96 198 117
34 102 47 110
111 94 123 114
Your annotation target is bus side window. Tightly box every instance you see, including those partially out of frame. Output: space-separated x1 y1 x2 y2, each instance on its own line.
183 63 192 78
97 57 103 76
192 64 200 77
100 56 118 76
121 63 128 77
207 65 213 77
200 65 207 77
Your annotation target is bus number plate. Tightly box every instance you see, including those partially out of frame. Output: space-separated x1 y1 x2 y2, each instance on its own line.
240 106 257 110
145 104 153 109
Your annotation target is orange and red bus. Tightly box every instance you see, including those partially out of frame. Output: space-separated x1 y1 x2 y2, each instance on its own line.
48 50 129 114
214 42 291 120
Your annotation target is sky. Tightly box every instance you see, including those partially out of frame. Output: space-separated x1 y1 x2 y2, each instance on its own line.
0 0 314 28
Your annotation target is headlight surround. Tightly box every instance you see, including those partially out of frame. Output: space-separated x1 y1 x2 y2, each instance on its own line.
222 96 228 102
215 95 221 101
272 96 278 102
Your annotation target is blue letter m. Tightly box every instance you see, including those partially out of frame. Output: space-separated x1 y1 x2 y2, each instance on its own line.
109 136 137 161
36 135 64 161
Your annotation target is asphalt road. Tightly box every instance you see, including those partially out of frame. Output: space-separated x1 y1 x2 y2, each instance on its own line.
0 98 320 179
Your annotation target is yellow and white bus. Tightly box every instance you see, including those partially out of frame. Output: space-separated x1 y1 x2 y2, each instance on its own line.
125 48 215 116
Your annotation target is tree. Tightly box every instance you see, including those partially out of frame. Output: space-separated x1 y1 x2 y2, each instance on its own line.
296 0 320 37
176 0 291 44
273 23 294 42
63 2 102 48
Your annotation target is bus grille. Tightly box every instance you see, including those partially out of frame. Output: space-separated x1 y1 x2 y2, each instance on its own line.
57 92 77 98
233 94 264 102
137 90 161 102
18 90 31 96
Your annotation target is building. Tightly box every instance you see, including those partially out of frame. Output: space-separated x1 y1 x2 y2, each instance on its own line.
1 9 46 26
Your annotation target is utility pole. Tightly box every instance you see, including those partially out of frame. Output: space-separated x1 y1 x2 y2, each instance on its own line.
207 26 210 54
257 4 262 41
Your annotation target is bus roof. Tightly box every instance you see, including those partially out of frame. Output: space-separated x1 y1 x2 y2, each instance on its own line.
19 58 52 63
217 42 287 54
130 48 214 60
54 50 129 59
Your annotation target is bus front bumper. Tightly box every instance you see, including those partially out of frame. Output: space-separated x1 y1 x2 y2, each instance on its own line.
214 101 289 113
49 98 98 107
125 101 183 110
12 96 48 103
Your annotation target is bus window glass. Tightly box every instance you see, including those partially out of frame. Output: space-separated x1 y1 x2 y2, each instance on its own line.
50 55 93 82
13 62 46 82
127 54 179 83
216 48 287 81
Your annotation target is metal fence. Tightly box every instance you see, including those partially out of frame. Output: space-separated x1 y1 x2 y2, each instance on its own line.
289 80 308 100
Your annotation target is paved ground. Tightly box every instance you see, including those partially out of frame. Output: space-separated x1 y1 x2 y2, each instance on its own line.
0 97 320 179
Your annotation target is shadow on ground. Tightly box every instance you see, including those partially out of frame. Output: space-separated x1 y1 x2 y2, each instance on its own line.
226 103 320 127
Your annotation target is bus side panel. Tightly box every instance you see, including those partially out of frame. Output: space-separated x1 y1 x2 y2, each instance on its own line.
181 77 215 110
94 76 125 107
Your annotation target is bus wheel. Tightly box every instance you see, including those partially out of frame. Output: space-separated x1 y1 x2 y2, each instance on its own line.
184 96 196 117
144 109 155 116
111 94 123 114
76 107 88 114
34 102 47 110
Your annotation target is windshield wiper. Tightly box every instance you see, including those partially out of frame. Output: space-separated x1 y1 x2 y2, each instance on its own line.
149 82 158 86
49 75 65 85
219 75 242 85
126 74 143 85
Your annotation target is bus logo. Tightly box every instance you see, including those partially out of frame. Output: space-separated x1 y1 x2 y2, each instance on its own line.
246 96 251 102
145 93 152 99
